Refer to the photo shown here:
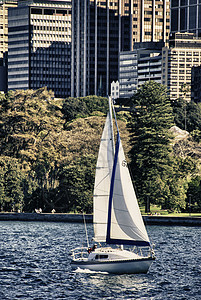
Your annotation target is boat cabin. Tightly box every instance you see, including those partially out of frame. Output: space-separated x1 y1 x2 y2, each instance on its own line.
87 248 140 261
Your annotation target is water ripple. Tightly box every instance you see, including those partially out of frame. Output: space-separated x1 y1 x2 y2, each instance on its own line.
0 222 200 299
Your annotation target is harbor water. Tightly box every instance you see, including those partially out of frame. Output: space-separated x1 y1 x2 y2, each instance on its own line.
0 222 200 299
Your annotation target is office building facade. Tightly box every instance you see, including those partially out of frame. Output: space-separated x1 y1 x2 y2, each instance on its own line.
119 50 138 99
119 46 162 99
8 0 71 98
162 33 201 101
71 0 132 98
72 0 170 98
171 0 201 37
137 47 162 86
0 0 17 58
0 1 17 92
130 0 170 47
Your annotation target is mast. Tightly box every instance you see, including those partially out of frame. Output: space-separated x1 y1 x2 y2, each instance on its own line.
108 97 115 157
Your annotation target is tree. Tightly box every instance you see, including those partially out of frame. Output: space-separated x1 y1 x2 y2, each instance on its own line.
0 156 25 212
186 176 201 213
129 81 188 211
58 154 96 213
0 88 65 212
172 99 201 133
0 90 111 213
62 95 108 125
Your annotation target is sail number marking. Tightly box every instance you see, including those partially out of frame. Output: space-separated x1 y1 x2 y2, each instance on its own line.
122 160 127 167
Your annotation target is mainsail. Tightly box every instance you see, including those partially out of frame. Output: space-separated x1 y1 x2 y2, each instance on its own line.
94 100 150 246
106 130 150 246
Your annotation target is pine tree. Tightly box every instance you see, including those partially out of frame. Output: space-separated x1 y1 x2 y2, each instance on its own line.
129 81 187 210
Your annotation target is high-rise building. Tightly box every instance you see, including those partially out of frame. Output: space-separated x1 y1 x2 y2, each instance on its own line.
0 0 17 58
71 0 170 98
8 0 71 98
0 1 17 92
71 0 131 98
130 0 170 48
171 0 201 37
162 32 201 101
137 47 162 85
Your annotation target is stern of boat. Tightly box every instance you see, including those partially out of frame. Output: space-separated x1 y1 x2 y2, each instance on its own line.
70 247 89 262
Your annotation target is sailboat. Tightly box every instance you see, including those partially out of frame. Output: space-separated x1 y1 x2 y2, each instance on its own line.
71 98 155 274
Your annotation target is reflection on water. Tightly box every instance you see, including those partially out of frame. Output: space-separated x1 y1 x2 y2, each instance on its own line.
0 222 200 299
85 271 151 298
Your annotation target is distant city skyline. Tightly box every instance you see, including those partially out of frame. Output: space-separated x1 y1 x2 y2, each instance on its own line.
0 0 201 100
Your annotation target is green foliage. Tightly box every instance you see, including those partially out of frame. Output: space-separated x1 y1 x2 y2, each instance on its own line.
129 81 192 211
0 156 25 211
0 89 108 213
58 154 96 213
0 87 63 158
0 86 200 213
172 99 201 133
62 96 108 125
186 176 201 213
0 88 67 212
191 129 201 143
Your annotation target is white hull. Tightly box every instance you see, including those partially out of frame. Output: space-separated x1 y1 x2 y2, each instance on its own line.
71 248 155 274
71 257 154 274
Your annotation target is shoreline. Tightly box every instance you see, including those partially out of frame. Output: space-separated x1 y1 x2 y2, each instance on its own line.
0 212 201 226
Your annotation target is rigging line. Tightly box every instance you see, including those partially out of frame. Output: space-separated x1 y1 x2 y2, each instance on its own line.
83 212 89 248
140 214 154 247
106 128 120 244
94 173 110 187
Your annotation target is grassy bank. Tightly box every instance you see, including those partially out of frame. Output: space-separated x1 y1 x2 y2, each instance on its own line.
140 205 201 217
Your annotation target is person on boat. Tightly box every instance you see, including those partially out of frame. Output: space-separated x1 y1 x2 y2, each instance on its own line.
87 247 92 253
87 244 97 253
92 244 97 251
